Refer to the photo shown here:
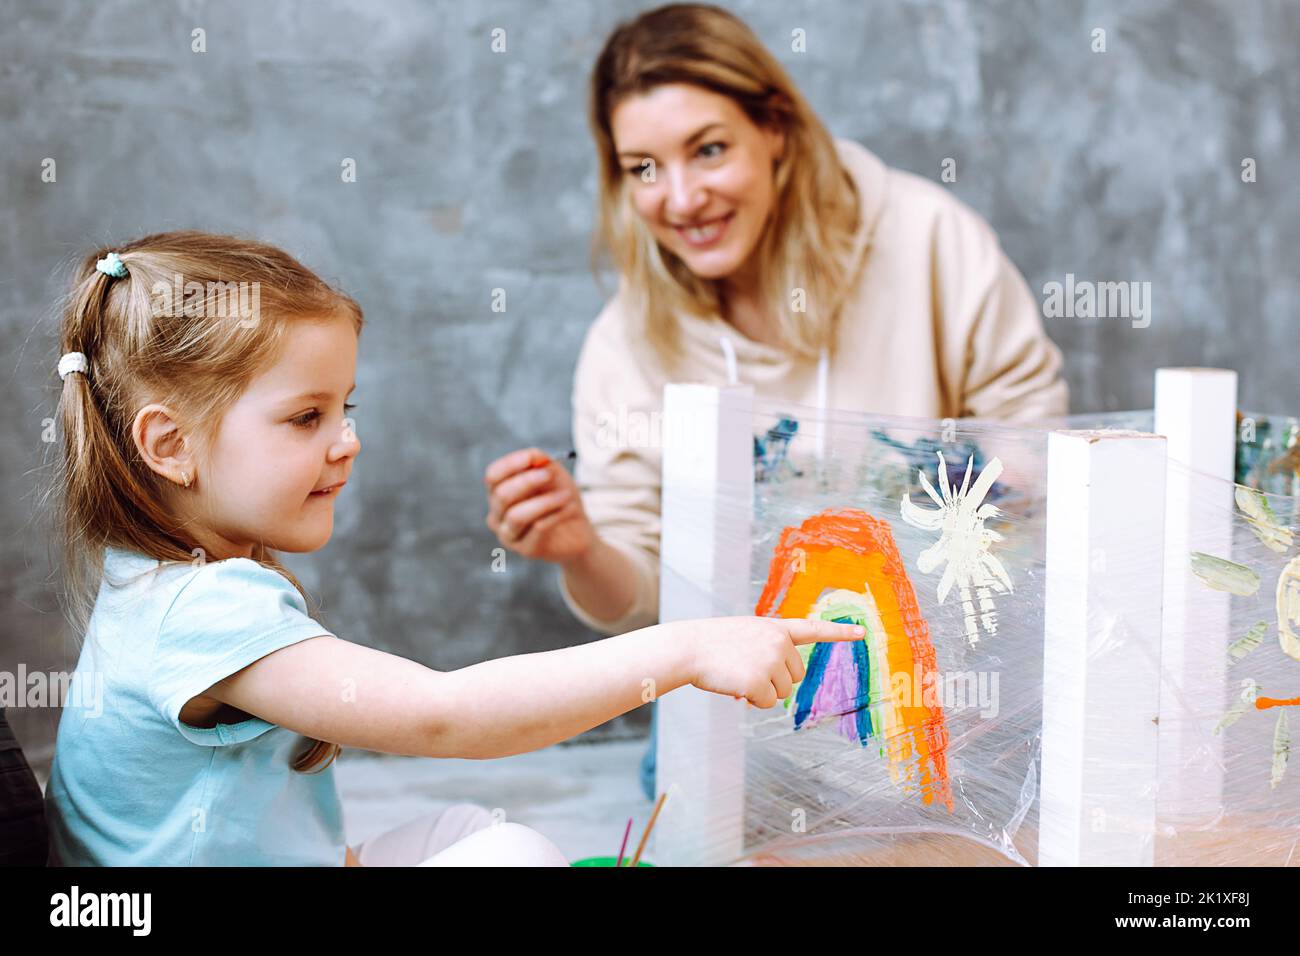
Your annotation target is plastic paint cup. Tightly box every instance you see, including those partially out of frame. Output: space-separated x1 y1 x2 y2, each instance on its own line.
570 856 654 867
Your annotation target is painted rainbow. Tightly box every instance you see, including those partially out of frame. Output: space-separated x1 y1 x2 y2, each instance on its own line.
755 507 954 811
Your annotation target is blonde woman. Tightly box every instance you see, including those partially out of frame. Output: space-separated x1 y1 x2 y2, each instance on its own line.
484 4 1067 796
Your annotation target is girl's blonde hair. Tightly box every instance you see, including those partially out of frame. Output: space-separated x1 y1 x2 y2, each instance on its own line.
588 2 862 365
53 230 362 774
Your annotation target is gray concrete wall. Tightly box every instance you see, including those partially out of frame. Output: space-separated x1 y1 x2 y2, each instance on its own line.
2 0 1297 757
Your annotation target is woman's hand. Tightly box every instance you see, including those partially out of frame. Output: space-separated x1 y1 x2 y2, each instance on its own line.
484 448 595 563
670 616 866 709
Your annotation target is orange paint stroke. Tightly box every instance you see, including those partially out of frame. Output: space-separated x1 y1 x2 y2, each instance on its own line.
755 508 953 812
1255 695 1300 710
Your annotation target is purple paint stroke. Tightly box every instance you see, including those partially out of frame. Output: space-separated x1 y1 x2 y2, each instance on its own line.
808 641 861 739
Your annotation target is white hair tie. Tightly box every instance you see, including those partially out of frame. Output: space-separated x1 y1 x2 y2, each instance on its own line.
58 351 89 381
95 252 128 278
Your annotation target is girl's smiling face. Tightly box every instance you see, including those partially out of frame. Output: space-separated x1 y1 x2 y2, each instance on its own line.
139 312 362 560
610 83 784 282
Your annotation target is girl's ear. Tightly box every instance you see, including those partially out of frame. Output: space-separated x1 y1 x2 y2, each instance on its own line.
132 403 196 488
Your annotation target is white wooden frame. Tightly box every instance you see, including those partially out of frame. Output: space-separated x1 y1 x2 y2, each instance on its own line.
654 369 1237 866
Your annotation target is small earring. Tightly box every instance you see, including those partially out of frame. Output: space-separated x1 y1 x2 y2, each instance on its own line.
180 471 192 488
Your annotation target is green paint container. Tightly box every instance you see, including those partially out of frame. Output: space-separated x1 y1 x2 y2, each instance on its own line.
570 855 655 867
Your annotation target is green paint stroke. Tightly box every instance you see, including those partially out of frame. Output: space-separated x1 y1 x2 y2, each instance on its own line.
1235 486 1294 554
1271 709 1290 790
1228 621 1269 665
1190 552 1261 597
1214 679 1258 736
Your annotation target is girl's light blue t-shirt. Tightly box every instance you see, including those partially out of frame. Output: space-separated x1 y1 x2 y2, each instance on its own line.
46 546 348 866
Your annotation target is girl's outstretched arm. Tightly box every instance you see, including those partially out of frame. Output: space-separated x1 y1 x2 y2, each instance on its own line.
205 616 863 759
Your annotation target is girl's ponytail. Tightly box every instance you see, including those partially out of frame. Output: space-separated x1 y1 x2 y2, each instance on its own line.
51 233 363 775
56 253 195 634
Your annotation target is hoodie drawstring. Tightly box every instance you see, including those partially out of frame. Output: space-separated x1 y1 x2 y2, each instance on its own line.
815 347 829 463
718 335 739 386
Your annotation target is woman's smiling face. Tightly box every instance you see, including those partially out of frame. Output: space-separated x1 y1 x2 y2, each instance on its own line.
611 83 784 282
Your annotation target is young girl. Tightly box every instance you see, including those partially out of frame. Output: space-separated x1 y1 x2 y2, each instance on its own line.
44 231 862 867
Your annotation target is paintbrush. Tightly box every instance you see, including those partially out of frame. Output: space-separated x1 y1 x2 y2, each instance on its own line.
615 817 633 868
629 791 668 867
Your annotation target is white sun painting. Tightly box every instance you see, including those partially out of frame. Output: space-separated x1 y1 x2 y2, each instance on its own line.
899 451 1013 646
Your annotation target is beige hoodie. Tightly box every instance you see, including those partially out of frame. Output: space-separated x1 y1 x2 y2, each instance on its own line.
562 138 1068 635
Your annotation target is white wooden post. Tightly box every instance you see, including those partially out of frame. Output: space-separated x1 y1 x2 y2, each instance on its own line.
1154 367 1237 824
654 384 754 866
1039 430 1168 866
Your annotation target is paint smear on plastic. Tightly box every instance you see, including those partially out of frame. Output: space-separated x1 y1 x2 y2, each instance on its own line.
1190 552 1260 597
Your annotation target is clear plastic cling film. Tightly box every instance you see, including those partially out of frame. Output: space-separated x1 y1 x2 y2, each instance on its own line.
653 394 1299 866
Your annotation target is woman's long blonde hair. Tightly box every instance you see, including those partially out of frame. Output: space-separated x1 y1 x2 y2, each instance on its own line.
51 230 362 773
588 3 862 365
